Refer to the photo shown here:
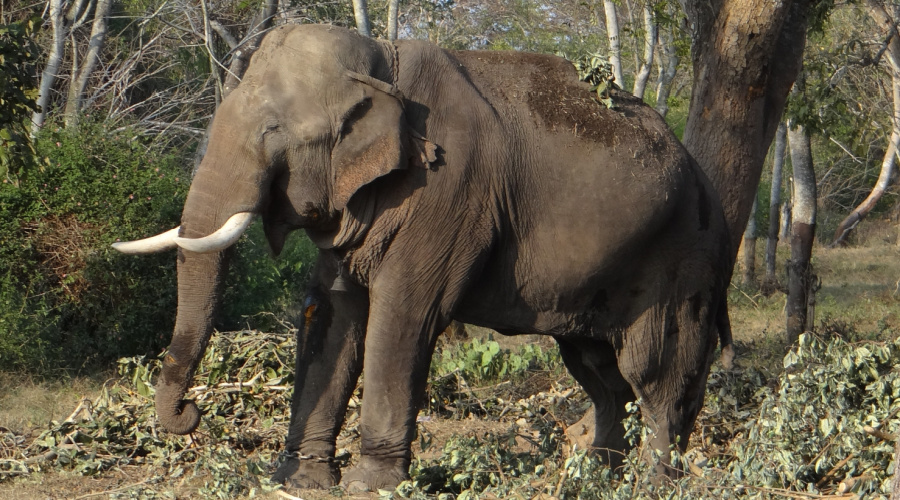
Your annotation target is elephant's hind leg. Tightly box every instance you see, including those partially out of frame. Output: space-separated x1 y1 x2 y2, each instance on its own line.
557 338 635 468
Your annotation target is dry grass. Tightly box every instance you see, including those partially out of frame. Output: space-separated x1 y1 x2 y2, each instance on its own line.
730 220 900 372
0 372 107 435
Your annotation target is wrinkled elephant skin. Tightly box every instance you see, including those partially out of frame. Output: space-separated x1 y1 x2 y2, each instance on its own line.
118 25 732 492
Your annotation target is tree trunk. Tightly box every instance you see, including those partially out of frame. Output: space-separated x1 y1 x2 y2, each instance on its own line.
786 99 816 346
352 0 372 37
603 0 624 87
31 0 67 136
632 5 657 100
199 0 222 107
387 0 400 41
63 0 113 127
680 0 811 259
832 0 900 247
781 200 792 240
654 25 679 118
741 195 758 287
763 121 788 292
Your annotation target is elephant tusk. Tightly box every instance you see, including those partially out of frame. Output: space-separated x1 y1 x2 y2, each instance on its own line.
172 212 254 253
111 227 180 254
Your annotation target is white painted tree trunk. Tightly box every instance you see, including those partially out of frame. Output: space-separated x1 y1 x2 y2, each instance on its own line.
603 0 624 87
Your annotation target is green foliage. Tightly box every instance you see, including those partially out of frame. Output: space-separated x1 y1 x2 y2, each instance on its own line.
0 119 187 371
222 225 318 332
572 53 618 108
0 17 40 181
432 337 562 385
0 113 318 372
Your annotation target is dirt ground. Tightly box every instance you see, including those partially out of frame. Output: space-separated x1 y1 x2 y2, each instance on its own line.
1 223 898 499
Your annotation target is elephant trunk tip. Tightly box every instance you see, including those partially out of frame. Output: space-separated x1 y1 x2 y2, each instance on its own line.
156 397 202 435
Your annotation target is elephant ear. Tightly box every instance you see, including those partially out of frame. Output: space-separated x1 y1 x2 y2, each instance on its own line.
331 75 426 211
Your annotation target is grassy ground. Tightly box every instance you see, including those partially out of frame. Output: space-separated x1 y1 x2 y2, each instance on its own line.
1 221 898 498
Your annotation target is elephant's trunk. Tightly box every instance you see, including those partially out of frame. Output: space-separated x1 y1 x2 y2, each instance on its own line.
155 246 229 434
153 117 263 434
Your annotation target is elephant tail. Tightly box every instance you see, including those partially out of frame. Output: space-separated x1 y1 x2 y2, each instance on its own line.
716 297 735 370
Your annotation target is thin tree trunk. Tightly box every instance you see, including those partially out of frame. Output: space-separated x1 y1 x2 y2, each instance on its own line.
63 0 113 126
352 0 372 37
786 87 816 345
387 0 400 41
680 0 811 260
603 0 624 87
199 0 222 106
781 199 792 241
741 195 758 287
654 26 678 118
632 5 657 100
31 0 67 136
763 121 788 292
832 0 900 247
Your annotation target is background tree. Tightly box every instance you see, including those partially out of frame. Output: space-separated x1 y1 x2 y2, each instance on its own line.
786 75 818 344
831 0 900 246
763 122 788 293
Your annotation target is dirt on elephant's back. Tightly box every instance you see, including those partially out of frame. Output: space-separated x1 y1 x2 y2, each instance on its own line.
451 50 669 153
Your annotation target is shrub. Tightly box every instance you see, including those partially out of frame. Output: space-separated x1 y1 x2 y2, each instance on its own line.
0 119 187 371
0 118 320 373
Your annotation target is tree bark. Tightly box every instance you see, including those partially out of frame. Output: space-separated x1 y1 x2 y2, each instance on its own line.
680 0 811 258
63 0 113 126
352 0 372 37
387 0 400 41
786 93 816 346
632 4 657 100
603 0 625 87
763 121 788 292
741 195 758 287
831 0 900 247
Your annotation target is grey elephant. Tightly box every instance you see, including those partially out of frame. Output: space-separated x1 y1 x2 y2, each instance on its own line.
114 24 732 492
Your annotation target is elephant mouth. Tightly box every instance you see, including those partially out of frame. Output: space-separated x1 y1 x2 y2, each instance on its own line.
112 212 255 254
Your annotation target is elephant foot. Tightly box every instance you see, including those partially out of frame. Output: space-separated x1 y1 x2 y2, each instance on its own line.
339 456 409 493
272 455 340 490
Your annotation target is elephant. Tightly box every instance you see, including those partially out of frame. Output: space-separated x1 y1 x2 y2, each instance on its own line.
114 23 733 492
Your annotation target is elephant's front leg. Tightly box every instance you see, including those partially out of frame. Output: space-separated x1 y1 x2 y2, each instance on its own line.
273 255 368 489
339 291 445 492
